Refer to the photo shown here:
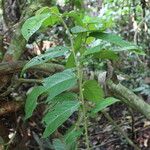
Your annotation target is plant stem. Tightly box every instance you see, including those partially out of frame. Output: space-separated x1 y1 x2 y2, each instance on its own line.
17 78 42 83
128 107 135 140
59 16 78 66
60 16 90 149
78 65 90 150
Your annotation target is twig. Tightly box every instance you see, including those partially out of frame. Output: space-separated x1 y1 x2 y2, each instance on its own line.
102 110 141 150
17 78 42 84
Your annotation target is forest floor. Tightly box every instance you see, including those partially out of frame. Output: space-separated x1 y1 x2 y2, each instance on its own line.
0 99 150 150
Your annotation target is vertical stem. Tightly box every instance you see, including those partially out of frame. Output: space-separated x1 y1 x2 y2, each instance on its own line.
78 65 90 150
128 107 135 140
60 17 78 66
60 17 90 149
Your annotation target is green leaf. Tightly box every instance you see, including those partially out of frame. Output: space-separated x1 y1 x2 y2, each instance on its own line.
64 11 84 26
43 69 76 89
64 128 82 149
83 80 104 103
71 26 87 34
36 6 60 15
66 53 76 68
24 70 77 120
42 101 80 138
43 7 60 27
88 32 144 54
50 6 60 13
47 93 78 114
21 13 51 41
86 37 95 45
46 79 77 102
90 32 133 47
83 15 101 24
82 15 113 31
83 45 119 60
25 86 45 120
113 45 145 55
36 7 51 15
53 139 67 150
83 45 104 56
94 49 119 60
129 48 145 55
50 92 78 104
43 69 77 102
114 45 138 52
45 46 70 53
36 6 61 27
74 33 87 51
21 46 69 75
92 97 120 114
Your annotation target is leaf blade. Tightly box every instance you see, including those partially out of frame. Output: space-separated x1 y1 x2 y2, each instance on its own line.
71 26 87 34
43 69 77 102
64 127 82 149
92 97 120 114
90 32 133 47
53 139 67 150
42 101 80 138
83 80 104 103
21 13 51 41
25 86 45 120
21 46 69 75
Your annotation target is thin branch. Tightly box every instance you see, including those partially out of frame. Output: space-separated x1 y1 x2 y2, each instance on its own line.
0 61 64 75
102 110 141 150
17 78 42 84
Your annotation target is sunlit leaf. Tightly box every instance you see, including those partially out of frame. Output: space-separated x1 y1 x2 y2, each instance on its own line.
36 6 61 27
86 37 95 45
36 6 51 15
83 15 101 24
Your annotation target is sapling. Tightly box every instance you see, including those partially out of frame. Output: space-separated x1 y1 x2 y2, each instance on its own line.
21 6 141 149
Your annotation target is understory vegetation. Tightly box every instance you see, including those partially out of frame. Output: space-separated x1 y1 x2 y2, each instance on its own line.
0 0 150 150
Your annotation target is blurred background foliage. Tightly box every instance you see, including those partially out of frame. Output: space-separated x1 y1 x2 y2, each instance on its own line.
0 0 149 97
54 0 150 98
